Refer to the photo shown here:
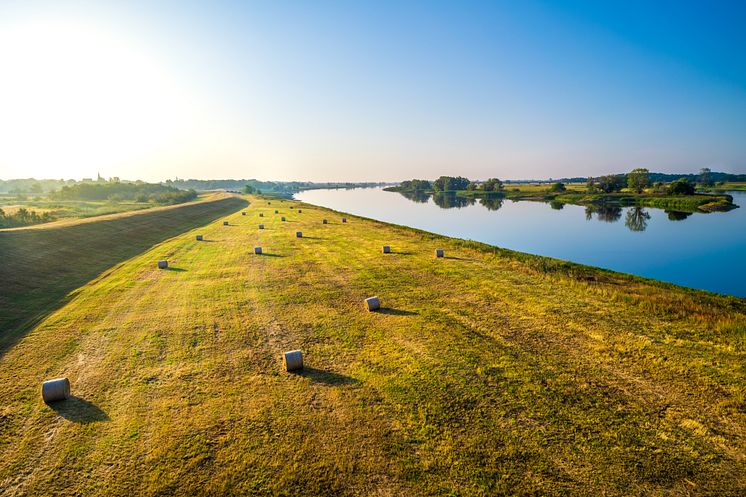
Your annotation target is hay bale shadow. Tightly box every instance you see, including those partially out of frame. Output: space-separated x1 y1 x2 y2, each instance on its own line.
378 308 418 316
49 396 110 424
166 267 188 272
291 367 359 385
259 253 284 258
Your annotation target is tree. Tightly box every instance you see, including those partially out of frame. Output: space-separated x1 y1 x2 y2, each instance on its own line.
627 168 650 194
667 178 695 195
433 176 470 192
548 182 566 192
243 184 256 194
699 167 713 187
482 178 503 192
597 174 623 193
586 177 598 193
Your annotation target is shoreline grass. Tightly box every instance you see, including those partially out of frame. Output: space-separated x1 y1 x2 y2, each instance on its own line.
0 195 743 495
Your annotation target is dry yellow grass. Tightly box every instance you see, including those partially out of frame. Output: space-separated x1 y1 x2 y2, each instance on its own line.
0 195 743 496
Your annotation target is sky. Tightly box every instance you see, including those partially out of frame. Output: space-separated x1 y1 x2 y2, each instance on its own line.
0 0 744 182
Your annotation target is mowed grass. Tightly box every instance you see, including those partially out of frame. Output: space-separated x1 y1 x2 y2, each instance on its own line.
0 193 248 349
0 196 744 496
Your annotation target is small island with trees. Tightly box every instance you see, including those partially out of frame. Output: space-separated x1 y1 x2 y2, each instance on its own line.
385 168 740 213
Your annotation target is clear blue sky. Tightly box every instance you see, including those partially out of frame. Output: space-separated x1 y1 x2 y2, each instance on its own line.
0 0 744 181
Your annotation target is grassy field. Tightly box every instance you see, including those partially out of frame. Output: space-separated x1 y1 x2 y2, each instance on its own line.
0 195 744 496
0 193 247 350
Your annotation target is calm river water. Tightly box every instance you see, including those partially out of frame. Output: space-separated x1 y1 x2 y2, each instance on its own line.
295 187 746 297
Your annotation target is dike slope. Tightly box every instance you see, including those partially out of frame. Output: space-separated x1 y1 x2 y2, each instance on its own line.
0 196 743 496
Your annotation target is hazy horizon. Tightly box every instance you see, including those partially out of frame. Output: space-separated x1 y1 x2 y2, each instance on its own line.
1 1 745 182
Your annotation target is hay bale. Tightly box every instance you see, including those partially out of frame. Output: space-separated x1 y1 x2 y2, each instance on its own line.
283 350 303 371
254 246 262 255
298 209 302 213
242 212 246 216
157 260 168 269
196 234 203 241
342 218 347 223
365 296 381 311
275 210 279 214
259 224 265 229
41 377 70 403
281 217 286 221
223 221 229 226
435 249 444 258
268 201 271 204
323 219 328 224
260 213 264 217
296 231 303 238
382 245 391 254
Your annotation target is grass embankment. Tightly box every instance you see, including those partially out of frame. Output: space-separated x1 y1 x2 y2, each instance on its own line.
0 193 247 350
0 196 744 495
0 194 212 227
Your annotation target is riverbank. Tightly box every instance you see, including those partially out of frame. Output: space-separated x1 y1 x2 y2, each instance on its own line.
0 195 743 495
385 185 738 212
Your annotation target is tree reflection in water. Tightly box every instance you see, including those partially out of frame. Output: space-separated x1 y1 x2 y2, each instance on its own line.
399 190 430 203
431 192 474 209
625 207 651 232
584 205 623 223
479 195 504 211
666 210 692 221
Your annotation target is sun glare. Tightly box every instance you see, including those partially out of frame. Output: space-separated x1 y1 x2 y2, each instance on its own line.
0 20 195 179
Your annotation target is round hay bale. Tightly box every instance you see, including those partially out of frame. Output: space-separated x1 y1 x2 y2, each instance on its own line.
223 221 229 226
296 231 303 238
275 210 279 214
283 350 303 371
259 224 265 229
365 296 381 311
260 213 264 217
342 218 347 223
254 246 263 255
323 219 328 224
41 377 70 404
298 209 302 213
268 201 271 204
157 260 168 269
281 217 286 221
382 245 391 254
242 212 246 216
435 249 444 258
196 235 203 241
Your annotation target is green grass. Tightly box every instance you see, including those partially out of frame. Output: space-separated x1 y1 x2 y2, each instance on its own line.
0 194 211 226
0 196 744 495
0 194 247 350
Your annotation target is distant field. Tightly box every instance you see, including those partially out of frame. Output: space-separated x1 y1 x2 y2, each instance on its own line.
0 195 743 495
0 194 247 349
0 194 211 225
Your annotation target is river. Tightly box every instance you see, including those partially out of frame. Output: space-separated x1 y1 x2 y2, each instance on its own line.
295 187 746 297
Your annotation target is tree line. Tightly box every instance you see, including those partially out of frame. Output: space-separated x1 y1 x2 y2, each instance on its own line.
49 182 198 204
0 207 55 228
396 168 709 196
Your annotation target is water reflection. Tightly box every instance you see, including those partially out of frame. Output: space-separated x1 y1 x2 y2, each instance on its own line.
666 210 692 221
585 205 623 223
625 207 651 232
399 190 430 203
431 192 474 209
395 191 701 233
479 195 504 211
